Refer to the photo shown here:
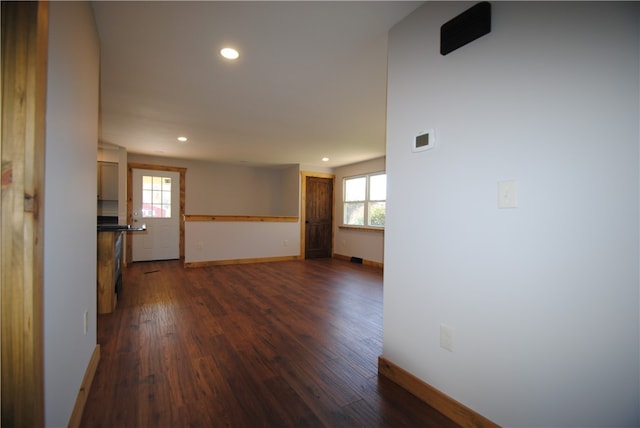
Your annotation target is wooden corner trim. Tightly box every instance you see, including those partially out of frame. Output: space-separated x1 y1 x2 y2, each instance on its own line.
378 356 500 428
68 344 101 428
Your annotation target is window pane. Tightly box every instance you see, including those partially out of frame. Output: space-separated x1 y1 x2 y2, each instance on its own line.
152 176 162 190
368 201 386 227
345 177 366 202
369 174 386 201
162 191 171 204
141 174 172 218
344 202 365 225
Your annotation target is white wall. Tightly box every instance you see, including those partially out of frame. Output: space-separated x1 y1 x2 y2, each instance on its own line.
334 157 385 263
44 2 100 426
280 164 301 217
185 221 300 263
127 153 299 216
183 163 301 264
384 2 639 427
127 154 302 263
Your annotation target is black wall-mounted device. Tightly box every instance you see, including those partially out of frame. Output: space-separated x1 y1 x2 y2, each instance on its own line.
440 2 491 56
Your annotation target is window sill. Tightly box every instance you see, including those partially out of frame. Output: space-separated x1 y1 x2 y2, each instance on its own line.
338 225 384 233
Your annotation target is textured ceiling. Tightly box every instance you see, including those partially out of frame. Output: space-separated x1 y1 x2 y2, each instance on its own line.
92 1 422 168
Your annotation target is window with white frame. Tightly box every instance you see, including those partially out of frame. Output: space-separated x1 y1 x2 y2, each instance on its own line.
141 175 172 218
343 172 386 227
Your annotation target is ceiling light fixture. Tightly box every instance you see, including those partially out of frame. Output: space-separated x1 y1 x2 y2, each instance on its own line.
220 47 239 60
322 157 329 162
177 136 188 142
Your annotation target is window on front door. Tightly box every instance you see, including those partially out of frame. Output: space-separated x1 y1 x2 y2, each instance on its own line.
141 175 172 218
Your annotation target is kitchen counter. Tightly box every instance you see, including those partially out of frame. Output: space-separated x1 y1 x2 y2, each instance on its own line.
97 230 123 314
97 224 146 232
96 225 145 314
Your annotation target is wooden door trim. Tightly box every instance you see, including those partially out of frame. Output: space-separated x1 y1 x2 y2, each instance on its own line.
1 2 49 426
127 163 186 263
300 171 335 259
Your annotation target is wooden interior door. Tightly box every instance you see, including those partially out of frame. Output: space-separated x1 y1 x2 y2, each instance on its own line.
305 176 333 259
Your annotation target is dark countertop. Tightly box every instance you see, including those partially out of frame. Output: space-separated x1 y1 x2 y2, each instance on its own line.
97 224 146 232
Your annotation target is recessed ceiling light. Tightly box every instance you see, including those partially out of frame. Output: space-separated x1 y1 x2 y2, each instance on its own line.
220 47 239 60
322 157 329 162
177 136 188 142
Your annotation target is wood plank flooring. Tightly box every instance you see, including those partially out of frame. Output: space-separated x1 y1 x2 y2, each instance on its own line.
80 258 458 427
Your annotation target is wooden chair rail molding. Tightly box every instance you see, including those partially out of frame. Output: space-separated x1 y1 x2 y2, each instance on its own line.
184 215 298 223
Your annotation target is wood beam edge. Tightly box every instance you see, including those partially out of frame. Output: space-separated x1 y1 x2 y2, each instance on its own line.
68 344 101 428
377 356 500 428
332 253 383 270
185 255 301 268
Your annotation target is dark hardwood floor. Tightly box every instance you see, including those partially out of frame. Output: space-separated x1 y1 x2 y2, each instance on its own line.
80 258 458 427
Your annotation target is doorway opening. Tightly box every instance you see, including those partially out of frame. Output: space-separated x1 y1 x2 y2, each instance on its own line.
127 163 186 263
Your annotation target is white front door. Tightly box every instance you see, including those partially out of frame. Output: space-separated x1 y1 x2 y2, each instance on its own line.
131 168 180 261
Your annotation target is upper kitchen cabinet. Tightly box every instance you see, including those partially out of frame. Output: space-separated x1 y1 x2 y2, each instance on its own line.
98 161 118 200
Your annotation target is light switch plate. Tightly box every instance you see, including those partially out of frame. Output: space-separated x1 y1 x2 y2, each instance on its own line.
440 324 454 352
498 180 518 209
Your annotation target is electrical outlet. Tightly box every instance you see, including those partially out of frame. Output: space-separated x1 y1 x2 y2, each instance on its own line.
83 311 89 335
498 180 518 209
440 324 454 352
283 240 288 247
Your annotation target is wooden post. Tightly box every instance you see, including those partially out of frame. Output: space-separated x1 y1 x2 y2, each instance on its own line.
1 1 49 426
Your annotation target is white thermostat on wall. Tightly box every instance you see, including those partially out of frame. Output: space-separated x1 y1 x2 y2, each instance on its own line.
412 129 436 153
